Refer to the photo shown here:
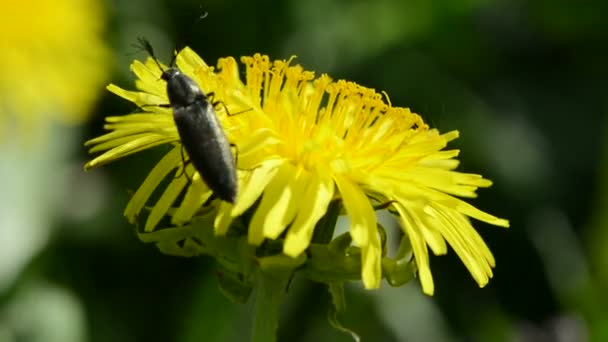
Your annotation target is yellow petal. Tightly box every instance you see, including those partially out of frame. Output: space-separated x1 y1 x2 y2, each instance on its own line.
145 168 189 232
236 129 281 167
231 159 283 217
411 213 447 256
172 171 212 225
85 135 174 169
283 170 335 257
361 236 383 289
108 84 168 109
248 163 306 244
131 59 166 97
87 134 172 155
215 160 283 236
333 174 370 245
177 47 210 72
214 201 235 235
124 146 181 223
394 202 434 295
334 174 381 289
429 205 495 287
248 162 293 244
393 182 509 228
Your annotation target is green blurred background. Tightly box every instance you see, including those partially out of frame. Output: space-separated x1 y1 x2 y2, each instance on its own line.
2 0 607 341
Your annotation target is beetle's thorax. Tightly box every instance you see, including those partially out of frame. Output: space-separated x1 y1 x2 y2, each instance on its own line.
162 68 206 107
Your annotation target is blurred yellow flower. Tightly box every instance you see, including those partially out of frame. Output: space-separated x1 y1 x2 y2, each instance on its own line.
85 49 509 295
0 0 109 138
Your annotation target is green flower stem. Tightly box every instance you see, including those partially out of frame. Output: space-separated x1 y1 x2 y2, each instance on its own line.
252 270 290 342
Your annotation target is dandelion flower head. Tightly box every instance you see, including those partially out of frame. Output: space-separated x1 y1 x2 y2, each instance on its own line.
85 47 509 295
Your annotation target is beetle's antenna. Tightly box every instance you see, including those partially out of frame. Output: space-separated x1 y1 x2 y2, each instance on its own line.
168 47 180 68
133 37 165 72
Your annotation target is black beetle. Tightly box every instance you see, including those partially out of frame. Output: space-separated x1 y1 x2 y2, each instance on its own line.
137 38 237 203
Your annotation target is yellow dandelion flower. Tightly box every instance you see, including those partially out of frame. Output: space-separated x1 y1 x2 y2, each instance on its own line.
0 0 109 139
85 48 509 295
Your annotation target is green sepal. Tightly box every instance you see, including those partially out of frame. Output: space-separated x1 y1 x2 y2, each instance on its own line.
382 235 415 287
311 200 342 244
216 264 254 304
301 235 361 283
377 223 388 257
258 253 307 272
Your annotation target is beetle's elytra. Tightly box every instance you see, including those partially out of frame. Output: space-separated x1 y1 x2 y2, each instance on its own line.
137 38 237 203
